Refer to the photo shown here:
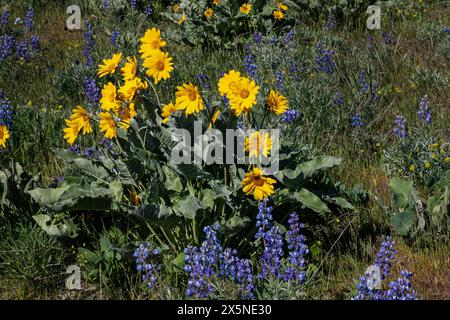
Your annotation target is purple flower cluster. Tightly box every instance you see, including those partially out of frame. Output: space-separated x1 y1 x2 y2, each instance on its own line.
283 29 294 45
145 5 153 19
1 10 9 25
370 82 378 102
82 20 95 67
133 242 160 288
384 270 416 300
315 42 335 74
288 62 301 81
243 44 258 80
284 213 308 284
374 236 397 280
31 35 40 50
281 109 299 123
326 13 336 31
351 113 364 128
218 248 254 299
111 30 120 46
16 41 29 61
102 0 110 10
24 7 35 31
253 32 263 44
418 95 431 125
393 115 407 138
358 70 369 94
334 91 344 106
84 77 100 103
130 0 137 9
197 73 210 90
0 35 15 60
0 92 14 129
382 32 394 45
275 70 286 94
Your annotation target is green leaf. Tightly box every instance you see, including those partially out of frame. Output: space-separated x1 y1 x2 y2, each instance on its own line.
390 212 414 236
222 215 251 234
134 204 175 224
163 166 183 193
324 196 355 210
172 252 186 269
293 188 331 213
389 178 414 210
173 193 203 219
33 214 67 237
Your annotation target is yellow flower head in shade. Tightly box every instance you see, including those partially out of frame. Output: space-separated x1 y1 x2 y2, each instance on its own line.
409 164 415 172
218 70 241 97
424 161 431 169
97 53 123 78
213 0 222 5
245 131 272 158
204 8 214 19
173 3 181 13
70 106 92 135
99 112 117 139
161 102 178 124
63 120 79 145
118 103 137 129
0 125 10 148
277 2 288 11
267 90 288 115
139 28 166 59
130 191 140 206
240 3 252 14
143 50 174 85
118 77 148 101
273 10 285 20
177 14 187 25
445 157 450 164
100 82 122 113
120 56 138 81
228 76 259 116
175 83 204 115
209 110 220 129
242 167 276 201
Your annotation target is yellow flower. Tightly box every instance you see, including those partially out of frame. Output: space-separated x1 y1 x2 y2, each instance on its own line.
100 82 122 113
70 106 92 135
228 76 259 116
97 53 123 78
130 191 140 206
267 90 288 115
118 77 148 101
240 3 252 15
209 110 220 129
245 131 272 157
431 153 437 159
409 164 415 172
118 103 137 129
218 70 241 97
204 8 214 19
175 83 204 115
99 112 117 139
161 102 178 124
139 28 167 59
445 157 450 164
63 120 79 145
242 167 276 201
177 14 187 25
120 56 138 81
173 3 181 13
0 125 10 148
273 10 285 20
429 143 438 150
143 50 174 85
277 2 288 11
424 161 431 169
213 0 222 5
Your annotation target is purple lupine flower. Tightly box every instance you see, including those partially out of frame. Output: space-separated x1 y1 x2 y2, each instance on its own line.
283 213 308 284
418 95 431 124
197 73 210 90
358 70 369 94
133 242 160 288
1 10 9 25
243 44 258 80
0 35 15 60
334 91 344 106
351 113 364 128
0 93 14 129
82 20 95 67
253 32 263 44
367 33 376 50
393 115 407 138
444 27 450 33
24 7 35 31
83 147 96 160
102 0 110 10
144 4 153 18
374 236 396 280
68 144 81 154
275 69 286 94
16 41 30 61
283 29 294 45
384 270 417 300
382 32 394 45
111 30 120 46
281 109 299 123
130 0 137 9
370 81 378 102
31 35 40 50
315 42 335 74
84 77 100 103
326 12 336 31
289 62 301 81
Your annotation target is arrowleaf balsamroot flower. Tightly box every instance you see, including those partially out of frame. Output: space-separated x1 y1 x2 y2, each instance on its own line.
99 112 117 139
267 90 288 115
143 50 174 84
228 76 259 116
218 70 241 97
175 83 204 115
242 167 276 201
0 125 10 148
118 103 136 129
273 10 285 21
97 53 123 78
120 56 138 81
209 110 220 129
100 82 122 113
204 8 214 19
118 77 148 101
70 106 92 135
161 102 178 124
240 4 252 15
139 28 166 59
245 131 272 158
63 120 79 145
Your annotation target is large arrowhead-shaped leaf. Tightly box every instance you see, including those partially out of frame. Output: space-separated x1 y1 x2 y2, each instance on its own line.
293 188 331 213
324 196 355 210
33 214 67 237
163 166 183 193
389 178 414 210
173 193 204 219
133 203 176 225
390 212 414 236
